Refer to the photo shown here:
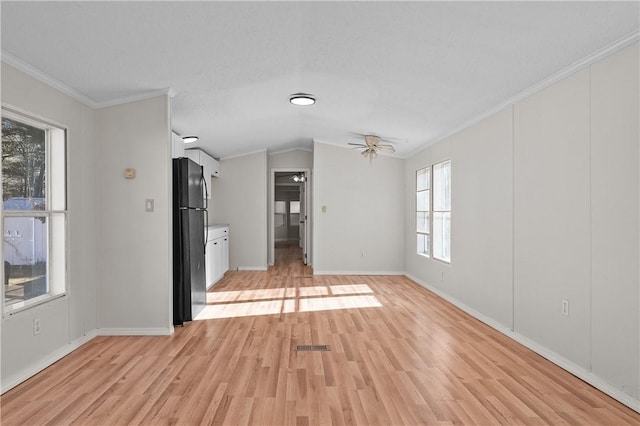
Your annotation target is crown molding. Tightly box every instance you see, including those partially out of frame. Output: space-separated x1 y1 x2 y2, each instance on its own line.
95 88 175 109
220 148 268 161
268 146 313 155
2 50 99 108
403 29 640 159
2 50 175 110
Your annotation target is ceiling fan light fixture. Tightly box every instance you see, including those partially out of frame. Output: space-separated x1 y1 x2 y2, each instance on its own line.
289 93 315 106
182 136 199 144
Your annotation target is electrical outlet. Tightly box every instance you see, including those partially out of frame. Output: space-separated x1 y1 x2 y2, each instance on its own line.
561 299 569 317
33 318 41 335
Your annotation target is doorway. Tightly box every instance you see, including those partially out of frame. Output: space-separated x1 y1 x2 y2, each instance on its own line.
270 169 310 268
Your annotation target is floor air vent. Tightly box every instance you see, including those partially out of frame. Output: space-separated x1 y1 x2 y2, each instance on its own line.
294 345 331 352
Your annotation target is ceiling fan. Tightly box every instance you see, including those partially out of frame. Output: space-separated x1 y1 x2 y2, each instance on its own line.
348 134 396 161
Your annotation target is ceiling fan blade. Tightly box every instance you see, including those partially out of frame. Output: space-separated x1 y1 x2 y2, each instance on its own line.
377 145 396 153
350 132 405 145
348 142 366 146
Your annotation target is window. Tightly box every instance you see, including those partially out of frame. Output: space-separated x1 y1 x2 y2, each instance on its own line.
416 167 430 256
274 201 286 227
416 160 451 263
289 200 300 226
2 110 67 312
433 160 451 262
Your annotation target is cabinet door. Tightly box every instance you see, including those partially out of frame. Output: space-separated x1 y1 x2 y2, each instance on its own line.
211 157 220 177
172 133 185 158
184 149 200 164
213 238 223 281
205 239 214 289
221 236 229 274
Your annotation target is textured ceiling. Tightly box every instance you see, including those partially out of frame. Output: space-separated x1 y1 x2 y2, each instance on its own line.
2 1 639 159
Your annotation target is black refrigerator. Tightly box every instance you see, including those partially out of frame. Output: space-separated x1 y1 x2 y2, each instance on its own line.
172 158 208 326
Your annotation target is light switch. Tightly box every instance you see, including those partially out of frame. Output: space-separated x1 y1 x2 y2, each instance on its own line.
124 168 136 179
321 205 327 213
145 199 154 212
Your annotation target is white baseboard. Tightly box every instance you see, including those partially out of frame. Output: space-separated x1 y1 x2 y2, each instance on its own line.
314 270 405 276
96 327 174 336
1 329 98 394
405 273 640 414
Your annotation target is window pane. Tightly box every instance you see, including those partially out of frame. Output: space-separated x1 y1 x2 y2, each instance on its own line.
433 212 451 262
290 213 299 225
416 212 429 233
417 233 430 256
416 190 429 212
416 167 430 191
274 213 285 227
50 128 66 211
290 201 300 214
2 118 47 210
274 201 286 214
4 216 48 306
433 160 451 211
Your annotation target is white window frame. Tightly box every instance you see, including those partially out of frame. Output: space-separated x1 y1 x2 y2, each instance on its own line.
2 107 68 315
416 160 451 264
432 160 451 263
416 167 430 257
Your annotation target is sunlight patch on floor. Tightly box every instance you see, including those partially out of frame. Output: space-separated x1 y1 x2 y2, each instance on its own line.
194 283 381 320
196 299 296 320
206 288 295 303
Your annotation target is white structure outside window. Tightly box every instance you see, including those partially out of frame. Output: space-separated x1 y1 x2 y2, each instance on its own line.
2 109 67 312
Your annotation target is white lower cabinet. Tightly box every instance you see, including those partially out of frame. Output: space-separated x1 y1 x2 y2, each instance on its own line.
206 225 229 289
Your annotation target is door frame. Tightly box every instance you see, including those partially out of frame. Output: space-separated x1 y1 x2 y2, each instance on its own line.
270 168 311 266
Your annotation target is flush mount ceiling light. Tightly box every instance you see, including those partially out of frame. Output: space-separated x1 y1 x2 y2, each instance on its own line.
289 93 315 106
182 136 199 143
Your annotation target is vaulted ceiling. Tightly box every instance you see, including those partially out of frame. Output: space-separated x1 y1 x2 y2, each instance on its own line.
2 1 638 159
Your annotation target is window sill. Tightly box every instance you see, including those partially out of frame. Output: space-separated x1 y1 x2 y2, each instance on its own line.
3 292 67 318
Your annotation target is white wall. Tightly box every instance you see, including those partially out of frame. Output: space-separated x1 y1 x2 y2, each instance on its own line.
313 142 404 274
269 149 312 170
404 42 639 407
96 95 173 334
1 62 98 391
404 107 514 328
590 44 639 400
211 151 268 270
514 67 591 367
268 149 313 265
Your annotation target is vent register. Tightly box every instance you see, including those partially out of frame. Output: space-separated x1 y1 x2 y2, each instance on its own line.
293 345 331 352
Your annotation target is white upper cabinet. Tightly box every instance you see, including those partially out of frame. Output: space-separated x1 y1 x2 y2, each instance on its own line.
185 149 219 178
171 132 185 159
210 156 220 177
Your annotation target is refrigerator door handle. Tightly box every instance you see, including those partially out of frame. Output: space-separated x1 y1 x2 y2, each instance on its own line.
201 171 209 211
204 210 209 253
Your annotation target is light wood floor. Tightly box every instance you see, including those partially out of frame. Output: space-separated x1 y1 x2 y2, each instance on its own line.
2 244 639 425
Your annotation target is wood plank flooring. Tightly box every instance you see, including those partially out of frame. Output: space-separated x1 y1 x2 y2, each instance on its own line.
1 242 639 425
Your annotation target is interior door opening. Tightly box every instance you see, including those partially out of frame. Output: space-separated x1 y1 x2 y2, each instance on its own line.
272 170 310 268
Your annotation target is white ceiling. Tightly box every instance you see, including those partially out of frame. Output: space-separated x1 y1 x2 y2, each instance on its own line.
2 1 638 159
